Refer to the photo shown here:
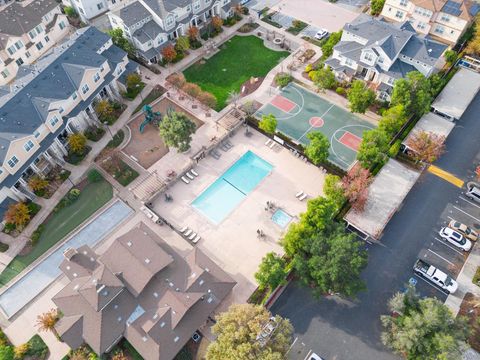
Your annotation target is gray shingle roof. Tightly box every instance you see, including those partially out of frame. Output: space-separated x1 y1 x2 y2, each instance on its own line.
116 1 151 27
400 36 447 66
133 20 163 43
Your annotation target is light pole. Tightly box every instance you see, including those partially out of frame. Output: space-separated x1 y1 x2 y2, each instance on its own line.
103 121 114 140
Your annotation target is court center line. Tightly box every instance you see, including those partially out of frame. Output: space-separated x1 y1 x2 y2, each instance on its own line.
427 249 454 265
433 237 465 256
459 196 480 210
453 206 480 223
296 104 335 143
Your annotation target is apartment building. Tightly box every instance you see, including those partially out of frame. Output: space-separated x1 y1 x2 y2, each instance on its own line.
380 0 479 44
108 0 239 63
53 223 236 360
0 26 138 219
0 0 71 85
325 14 447 101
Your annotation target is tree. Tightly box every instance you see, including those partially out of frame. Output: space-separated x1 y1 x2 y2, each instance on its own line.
0 346 14 360
391 71 433 117
206 304 293 360
370 0 385 15
381 287 470 360
95 100 114 121
444 49 458 65
406 130 446 163
5 202 30 228
28 175 49 193
107 28 135 56
292 222 368 297
111 350 128 360
274 72 292 88
168 73 186 89
305 132 330 165
321 30 342 60
357 128 389 169
211 16 223 32
242 100 257 117
378 104 407 138
347 80 376 113
342 165 372 211
258 114 277 134
159 111 196 152
323 174 346 208
227 90 241 108
68 133 87 154
175 36 190 53
182 82 202 99
255 252 288 290
161 44 177 63
310 67 336 91
36 309 59 333
187 26 199 40
64 6 78 17
125 72 142 90
476 165 480 180
198 91 217 109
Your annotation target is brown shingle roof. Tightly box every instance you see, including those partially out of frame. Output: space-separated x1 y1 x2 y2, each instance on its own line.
410 0 475 20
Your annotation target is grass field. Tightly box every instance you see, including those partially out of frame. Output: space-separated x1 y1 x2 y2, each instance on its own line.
0 179 113 285
183 35 289 110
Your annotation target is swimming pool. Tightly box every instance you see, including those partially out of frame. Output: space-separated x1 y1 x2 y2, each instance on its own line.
192 151 273 224
272 209 292 228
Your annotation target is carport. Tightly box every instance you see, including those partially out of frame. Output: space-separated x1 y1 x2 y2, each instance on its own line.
431 68 480 121
344 159 421 242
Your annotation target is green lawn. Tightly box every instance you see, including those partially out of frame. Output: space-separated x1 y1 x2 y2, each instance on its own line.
183 35 289 110
0 180 113 286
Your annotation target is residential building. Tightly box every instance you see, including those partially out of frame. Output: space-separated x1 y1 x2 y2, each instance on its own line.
108 0 239 63
63 0 110 23
325 14 447 101
0 0 71 85
0 26 138 219
53 222 236 360
380 0 479 44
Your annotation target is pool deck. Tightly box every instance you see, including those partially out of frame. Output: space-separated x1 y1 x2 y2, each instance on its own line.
151 128 325 309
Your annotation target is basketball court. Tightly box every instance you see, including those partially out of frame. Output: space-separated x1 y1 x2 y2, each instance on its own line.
255 83 375 170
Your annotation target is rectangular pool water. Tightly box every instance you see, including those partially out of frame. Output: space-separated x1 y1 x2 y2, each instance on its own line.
192 151 273 224
272 209 292 228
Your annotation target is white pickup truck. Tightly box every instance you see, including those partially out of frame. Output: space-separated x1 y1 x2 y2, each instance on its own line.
413 259 458 294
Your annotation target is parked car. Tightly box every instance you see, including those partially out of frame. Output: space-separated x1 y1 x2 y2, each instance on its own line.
307 353 325 360
439 227 472 251
465 184 480 204
448 220 478 241
314 29 329 40
413 259 458 294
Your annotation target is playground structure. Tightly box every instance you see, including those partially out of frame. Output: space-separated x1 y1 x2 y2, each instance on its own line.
139 104 162 133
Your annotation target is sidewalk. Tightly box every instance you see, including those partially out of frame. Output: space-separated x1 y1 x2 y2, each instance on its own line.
445 242 480 315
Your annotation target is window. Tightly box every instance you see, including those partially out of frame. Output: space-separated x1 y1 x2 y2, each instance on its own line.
28 30 36 39
395 10 403 19
50 116 59 127
193 1 200 10
44 36 50 43
7 156 19 168
79 7 85 14
1 69 9 79
34 130 40 138
205 0 211 3
378 57 384 64
7 46 16 55
417 21 427 30
345 58 354 66
14 41 23 50
387 77 395 85
81 84 90 94
222 0 229 4
434 25 445 34
100 65 105 72
15 58 24 66
25 51 31 59
363 52 373 62
187 5 191 11
166 16 174 26
24 140 34 152
414 7 432 17
36 42 44 51
93 72 100 82
35 25 43 34
58 107 64 114
72 92 78 100
97 2 104 10
399 0 408 6
440 14 450 22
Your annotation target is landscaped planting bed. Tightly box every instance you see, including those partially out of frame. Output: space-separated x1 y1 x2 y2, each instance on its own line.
183 35 289 110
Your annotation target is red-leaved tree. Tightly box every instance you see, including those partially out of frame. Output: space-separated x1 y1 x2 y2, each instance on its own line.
342 165 372 212
187 26 199 40
161 44 177 63
406 130 446 163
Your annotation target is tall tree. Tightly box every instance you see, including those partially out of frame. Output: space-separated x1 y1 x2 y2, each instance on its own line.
258 114 277 134
159 111 196 152
378 104 407 138
36 309 59 334
310 67 336 91
161 44 177 63
227 90 241 108
125 73 142 90
391 71 433 117
381 287 470 360
342 166 372 211
187 26 199 40
347 80 376 114
370 0 386 15
68 133 87 154
175 36 190 53
357 128 389 169
95 100 114 122
5 202 30 228
305 132 330 165
28 175 49 193
255 252 288 290
211 16 223 32
107 28 135 56
406 130 446 163
206 304 293 360
323 174 346 208
321 30 342 60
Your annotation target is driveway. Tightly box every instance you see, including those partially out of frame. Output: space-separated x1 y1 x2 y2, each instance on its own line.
271 93 480 359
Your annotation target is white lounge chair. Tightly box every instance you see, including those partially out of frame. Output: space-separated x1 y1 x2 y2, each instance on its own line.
191 169 199 177
180 226 187 233
295 191 304 198
186 172 195 180
299 193 308 201
184 229 193 237
189 232 197 240
181 176 190 184
192 235 201 244
265 139 272 146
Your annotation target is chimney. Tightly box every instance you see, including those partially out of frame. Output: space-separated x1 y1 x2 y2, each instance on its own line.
63 247 77 260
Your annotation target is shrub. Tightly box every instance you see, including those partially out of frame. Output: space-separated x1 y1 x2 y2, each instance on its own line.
274 73 293 88
30 224 45 246
25 335 49 359
88 169 103 183
5 203 30 229
14 343 29 359
3 223 15 234
67 133 87 154
63 6 78 17
161 44 177 63
0 242 8 252
473 266 480 286
388 139 402 158
336 87 346 96
68 188 81 201
305 64 313 73
84 126 105 142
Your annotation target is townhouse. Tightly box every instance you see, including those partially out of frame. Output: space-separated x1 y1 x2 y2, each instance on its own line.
380 0 479 44
0 26 138 218
0 0 71 85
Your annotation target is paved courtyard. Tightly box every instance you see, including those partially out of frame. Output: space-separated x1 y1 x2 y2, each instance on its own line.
151 128 325 306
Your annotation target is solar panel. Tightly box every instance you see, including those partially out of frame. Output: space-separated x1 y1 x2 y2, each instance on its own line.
469 3 480 16
442 0 462 16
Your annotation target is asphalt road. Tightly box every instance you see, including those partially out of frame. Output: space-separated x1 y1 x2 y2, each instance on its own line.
271 93 480 360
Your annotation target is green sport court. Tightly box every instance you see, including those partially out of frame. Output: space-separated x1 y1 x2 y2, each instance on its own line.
255 83 376 170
